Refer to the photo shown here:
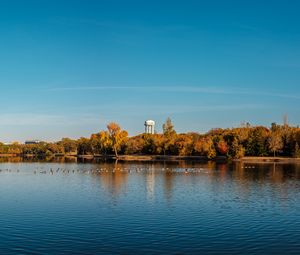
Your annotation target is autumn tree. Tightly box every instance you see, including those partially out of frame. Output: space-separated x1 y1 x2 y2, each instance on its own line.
148 134 164 155
90 133 101 154
216 139 228 156
77 137 92 155
99 131 112 155
294 142 300 158
163 117 175 135
46 143 64 155
230 138 245 159
245 126 269 156
162 117 177 155
194 137 216 159
268 131 283 157
58 138 77 154
107 122 128 157
90 131 111 155
125 135 145 154
174 134 193 156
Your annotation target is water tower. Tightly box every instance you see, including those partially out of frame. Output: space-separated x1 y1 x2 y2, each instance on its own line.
144 120 155 134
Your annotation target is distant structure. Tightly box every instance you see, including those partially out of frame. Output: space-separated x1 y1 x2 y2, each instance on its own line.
25 140 41 145
144 120 155 134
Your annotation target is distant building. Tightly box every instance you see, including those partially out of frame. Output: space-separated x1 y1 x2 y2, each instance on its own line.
144 120 155 134
25 140 41 145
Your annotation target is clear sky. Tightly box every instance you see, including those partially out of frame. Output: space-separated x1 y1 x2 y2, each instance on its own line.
0 0 300 142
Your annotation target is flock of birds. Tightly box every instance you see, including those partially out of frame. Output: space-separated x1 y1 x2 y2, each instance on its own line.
0 165 257 175
241 165 256 169
0 166 216 175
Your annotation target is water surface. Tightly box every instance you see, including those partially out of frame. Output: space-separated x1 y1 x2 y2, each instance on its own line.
0 159 299 254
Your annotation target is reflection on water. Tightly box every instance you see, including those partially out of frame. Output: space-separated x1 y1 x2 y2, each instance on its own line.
0 158 299 254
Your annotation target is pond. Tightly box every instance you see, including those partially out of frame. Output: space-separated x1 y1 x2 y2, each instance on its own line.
0 158 299 254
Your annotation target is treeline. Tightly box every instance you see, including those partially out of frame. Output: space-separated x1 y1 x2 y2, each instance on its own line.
1 118 300 159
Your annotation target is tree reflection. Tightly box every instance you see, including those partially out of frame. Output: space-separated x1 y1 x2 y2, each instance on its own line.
163 169 174 202
145 164 156 200
98 160 128 199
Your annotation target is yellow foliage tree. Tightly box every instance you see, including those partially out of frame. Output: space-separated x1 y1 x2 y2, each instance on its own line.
107 122 128 157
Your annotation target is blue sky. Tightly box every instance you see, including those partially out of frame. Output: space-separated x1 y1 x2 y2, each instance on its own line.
0 0 300 142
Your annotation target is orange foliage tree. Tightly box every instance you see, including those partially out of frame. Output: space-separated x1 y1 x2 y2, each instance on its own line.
107 122 128 157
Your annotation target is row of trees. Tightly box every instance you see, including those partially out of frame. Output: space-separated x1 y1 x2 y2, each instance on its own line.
1 119 300 159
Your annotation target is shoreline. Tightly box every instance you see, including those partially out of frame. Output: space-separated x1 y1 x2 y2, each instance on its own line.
73 155 300 163
234 156 300 163
90 155 227 162
0 154 300 163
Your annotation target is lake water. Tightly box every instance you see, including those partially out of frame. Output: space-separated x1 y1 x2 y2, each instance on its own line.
0 158 299 254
